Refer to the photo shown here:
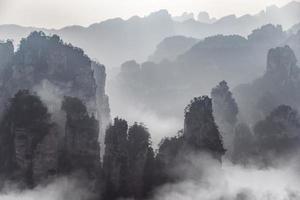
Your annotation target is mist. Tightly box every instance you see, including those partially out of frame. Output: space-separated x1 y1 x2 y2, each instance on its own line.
0 177 93 200
109 101 182 147
153 153 300 200
0 1 300 200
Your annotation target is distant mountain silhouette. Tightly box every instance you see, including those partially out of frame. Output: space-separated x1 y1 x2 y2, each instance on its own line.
234 46 300 125
111 25 299 119
148 36 198 63
173 12 195 22
290 23 300 33
0 1 300 68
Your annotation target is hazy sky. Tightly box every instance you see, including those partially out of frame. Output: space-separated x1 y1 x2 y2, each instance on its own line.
0 0 295 28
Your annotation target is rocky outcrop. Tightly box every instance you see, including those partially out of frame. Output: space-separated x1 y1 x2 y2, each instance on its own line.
2 32 96 101
0 92 102 190
92 61 110 152
103 118 128 199
211 81 238 153
126 123 151 198
265 45 299 82
183 96 226 159
253 105 300 166
103 119 154 199
0 90 56 187
235 46 300 124
0 31 110 135
150 96 227 191
114 25 292 121
61 96 101 178
13 127 33 185
0 32 110 190
0 32 110 165
32 126 59 183
211 81 238 126
0 40 13 70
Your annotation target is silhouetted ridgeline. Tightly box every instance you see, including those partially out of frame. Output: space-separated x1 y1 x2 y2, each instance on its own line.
0 1 300 68
148 36 198 63
232 104 300 167
229 46 300 167
235 46 300 124
111 24 300 121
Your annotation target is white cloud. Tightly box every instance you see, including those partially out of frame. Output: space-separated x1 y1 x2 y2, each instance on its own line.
153 153 300 200
0 177 93 200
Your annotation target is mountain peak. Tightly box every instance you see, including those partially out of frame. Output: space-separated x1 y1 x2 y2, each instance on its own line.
283 0 300 8
266 46 298 80
148 9 172 20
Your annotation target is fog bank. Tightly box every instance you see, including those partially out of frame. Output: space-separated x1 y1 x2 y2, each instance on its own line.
153 153 300 200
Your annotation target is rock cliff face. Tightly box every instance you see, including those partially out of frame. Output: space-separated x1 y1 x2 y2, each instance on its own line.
14 126 59 185
32 126 59 183
265 45 299 82
3 32 95 100
102 119 153 199
0 40 13 70
0 32 110 189
152 96 226 190
253 105 300 166
0 90 55 187
126 123 151 198
103 118 128 199
183 96 226 159
211 81 238 153
114 24 294 121
0 92 102 188
233 104 300 167
0 32 110 138
61 96 101 178
235 46 300 124
92 61 111 150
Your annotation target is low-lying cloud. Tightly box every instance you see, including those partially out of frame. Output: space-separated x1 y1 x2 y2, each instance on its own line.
153 153 300 200
0 177 92 200
110 103 182 147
